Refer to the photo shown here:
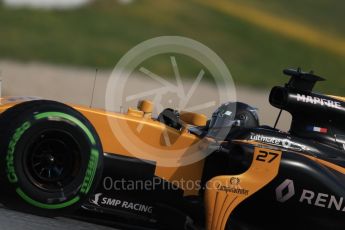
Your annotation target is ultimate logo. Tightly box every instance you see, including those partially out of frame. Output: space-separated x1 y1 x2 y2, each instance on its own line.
217 177 249 196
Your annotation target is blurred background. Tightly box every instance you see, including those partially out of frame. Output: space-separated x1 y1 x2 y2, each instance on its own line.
0 0 344 129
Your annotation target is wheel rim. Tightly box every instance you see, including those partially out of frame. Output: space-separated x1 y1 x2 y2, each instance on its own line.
24 130 82 192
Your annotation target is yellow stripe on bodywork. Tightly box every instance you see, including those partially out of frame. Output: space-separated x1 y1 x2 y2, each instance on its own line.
328 95 345 103
205 147 282 230
303 154 345 175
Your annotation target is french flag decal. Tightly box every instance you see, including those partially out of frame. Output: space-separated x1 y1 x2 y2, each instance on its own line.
307 126 328 133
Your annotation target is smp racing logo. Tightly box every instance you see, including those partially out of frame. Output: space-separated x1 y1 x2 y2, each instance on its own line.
89 193 153 214
89 193 103 206
276 179 345 212
217 177 249 196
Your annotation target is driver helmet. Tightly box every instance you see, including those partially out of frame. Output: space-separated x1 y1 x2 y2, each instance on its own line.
207 102 259 140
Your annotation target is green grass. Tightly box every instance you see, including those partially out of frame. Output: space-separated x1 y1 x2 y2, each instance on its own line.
234 0 345 37
0 0 344 94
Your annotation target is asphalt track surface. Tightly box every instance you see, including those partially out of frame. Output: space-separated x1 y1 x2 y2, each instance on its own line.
0 205 120 230
0 60 291 130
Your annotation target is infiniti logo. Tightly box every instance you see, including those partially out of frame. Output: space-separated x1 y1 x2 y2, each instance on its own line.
275 179 295 203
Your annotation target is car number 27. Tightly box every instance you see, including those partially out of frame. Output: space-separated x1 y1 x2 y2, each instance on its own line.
256 150 279 163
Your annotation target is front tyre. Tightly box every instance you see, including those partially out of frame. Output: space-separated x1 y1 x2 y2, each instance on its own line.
0 100 103 215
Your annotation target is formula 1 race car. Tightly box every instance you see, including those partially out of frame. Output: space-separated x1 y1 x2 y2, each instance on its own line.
0 68 344 230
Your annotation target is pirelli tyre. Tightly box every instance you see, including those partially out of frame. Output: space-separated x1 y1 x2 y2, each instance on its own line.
0 100 103 215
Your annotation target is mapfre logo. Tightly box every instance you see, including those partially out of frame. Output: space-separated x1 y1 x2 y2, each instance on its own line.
296 94 341 109
275 179 295 203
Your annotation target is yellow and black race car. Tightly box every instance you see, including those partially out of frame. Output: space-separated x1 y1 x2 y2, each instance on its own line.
0 69 345 230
